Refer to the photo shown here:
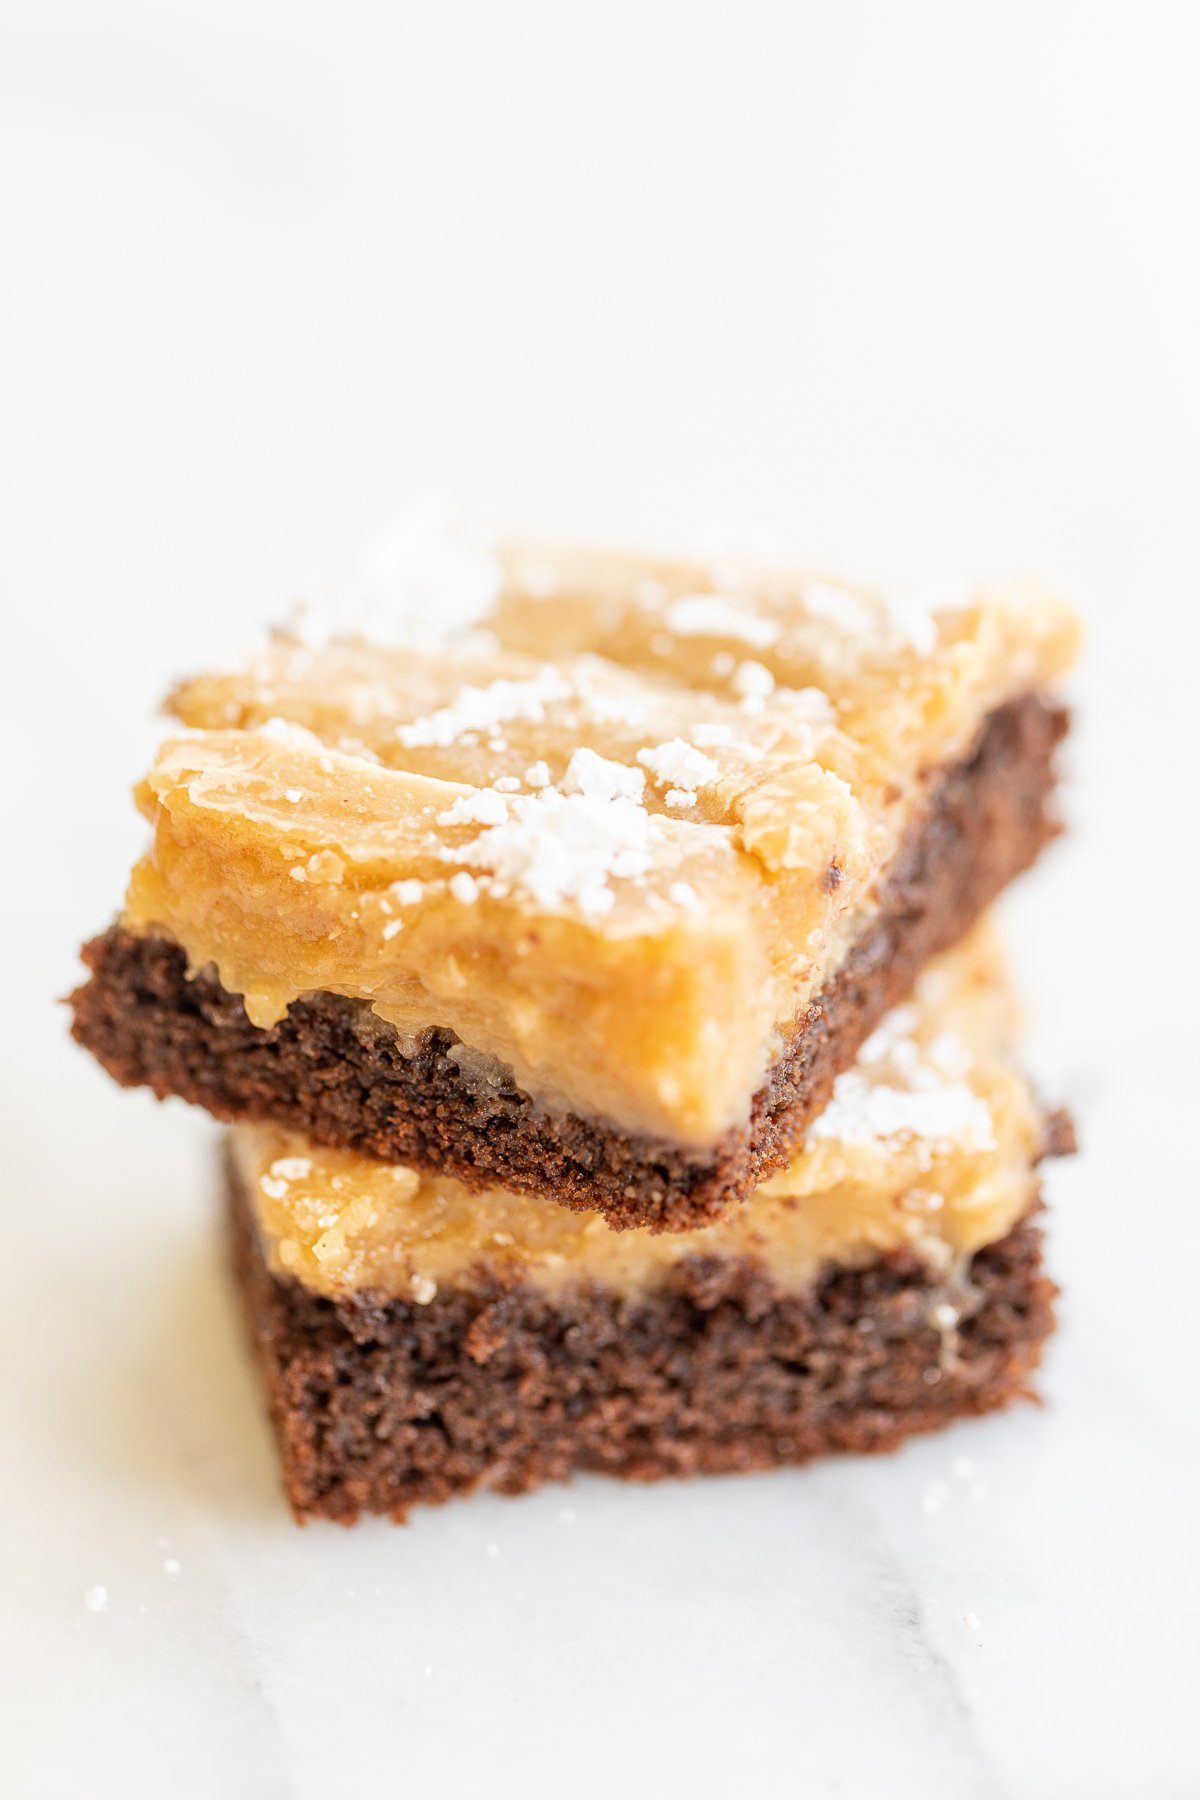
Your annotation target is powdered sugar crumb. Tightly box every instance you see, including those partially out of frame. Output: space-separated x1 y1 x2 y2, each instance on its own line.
880 581 966 655
562 747 645 803
270 1156 312 1181
575 684 649 730
285 491 502 651
637 738 720 793
776 685 836 727
398 670 569 750
809 1004 995 1150
256 716 324 750
731 660 775 711
804 576 950 656
857 1005 920 1064
692 722 736 748
804 582 875 635
447 789 652 916
448 871 481 904
663 593 779 649
810 1068 993 1149
437 790 509 828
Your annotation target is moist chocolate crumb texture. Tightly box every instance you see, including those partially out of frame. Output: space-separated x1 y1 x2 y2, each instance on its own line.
71 528 1079 1228
227 930 1069 1523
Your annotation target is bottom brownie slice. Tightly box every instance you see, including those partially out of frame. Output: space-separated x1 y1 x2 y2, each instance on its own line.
229 1167 1055 1525
223 928 1066 1523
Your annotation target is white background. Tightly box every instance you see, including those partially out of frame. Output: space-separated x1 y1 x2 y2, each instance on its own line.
2 4 1198 1797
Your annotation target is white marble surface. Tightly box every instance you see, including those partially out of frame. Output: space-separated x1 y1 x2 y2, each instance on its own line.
3 4 1198 1795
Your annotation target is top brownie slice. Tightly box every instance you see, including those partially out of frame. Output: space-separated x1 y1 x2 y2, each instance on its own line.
71 531 1078 1228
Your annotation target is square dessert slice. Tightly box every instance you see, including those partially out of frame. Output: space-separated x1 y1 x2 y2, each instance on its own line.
72 535 1078 1228
225 929 1070 1523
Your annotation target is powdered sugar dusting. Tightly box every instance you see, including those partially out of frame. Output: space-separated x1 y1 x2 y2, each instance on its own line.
810 1078 991 1146
562 747 645 803
805 576 952 656
255 716 325 750
803 582 875 635
663 593 779 649
637 738 720 793
775 685 836 728
809 1005 995 1149
448 871 481 904
446 789 652 916
398 670 570 749
270 1155 312 1182
286 492 502 650
879 586 943 655
691 722 736 747
730 660 775 712
573 682 649 731
437 790 510 828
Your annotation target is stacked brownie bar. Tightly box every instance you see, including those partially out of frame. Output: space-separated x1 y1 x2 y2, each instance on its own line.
72 533 1079 1521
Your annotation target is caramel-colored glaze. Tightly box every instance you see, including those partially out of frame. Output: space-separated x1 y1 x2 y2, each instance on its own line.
490 543 1080 792
127 541 1078 1145
232 928 1044 1304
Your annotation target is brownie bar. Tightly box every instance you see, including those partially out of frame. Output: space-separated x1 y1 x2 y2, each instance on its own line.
226 1149 1056 1525
72 694 1066 1230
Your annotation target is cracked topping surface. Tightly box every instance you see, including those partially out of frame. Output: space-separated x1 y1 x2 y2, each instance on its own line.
234 928 1044 1302
123 524 1078 1145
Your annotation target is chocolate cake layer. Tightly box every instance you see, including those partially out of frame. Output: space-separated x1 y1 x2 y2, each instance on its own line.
72 695 1065 1230
226 1153 1056 1524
